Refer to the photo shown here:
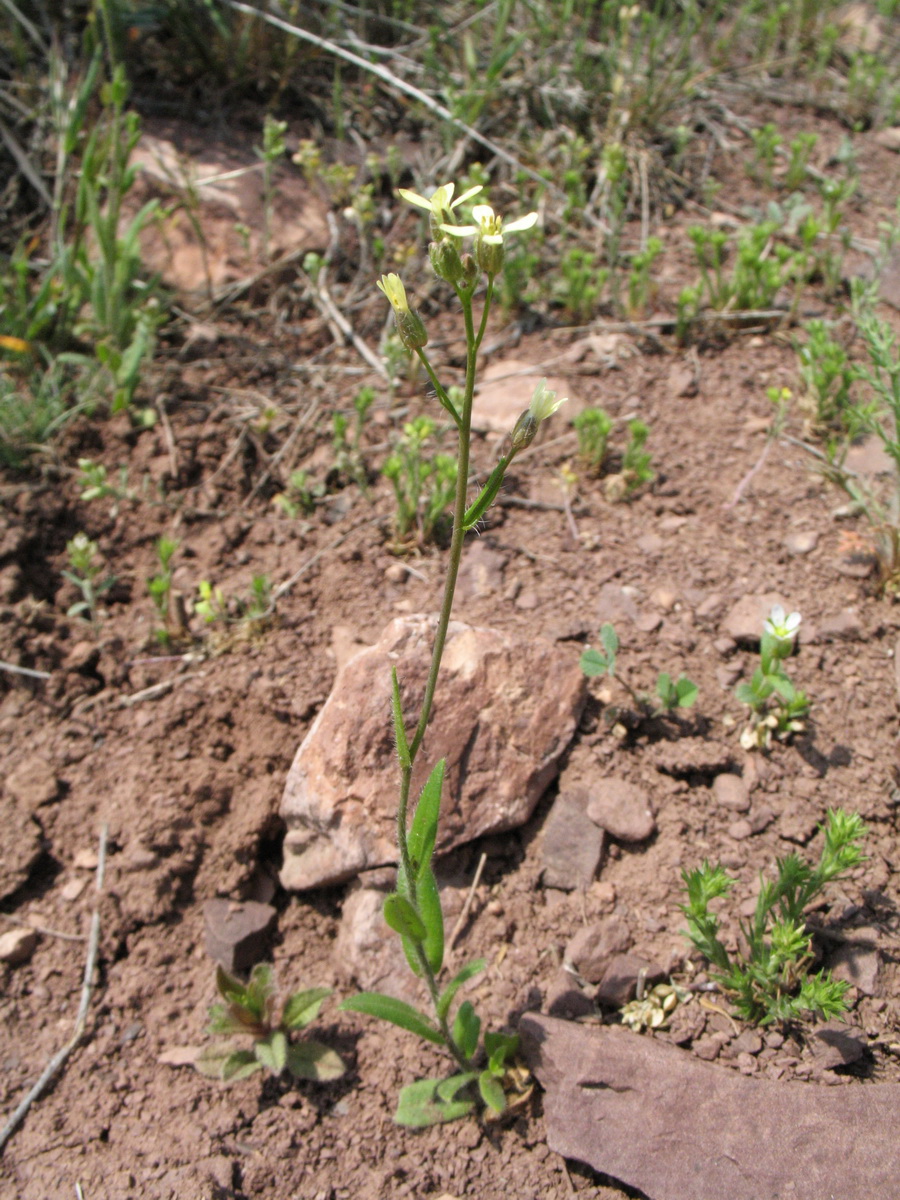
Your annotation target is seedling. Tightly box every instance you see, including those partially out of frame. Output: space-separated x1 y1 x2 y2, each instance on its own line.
194 574 272 626
272 469 324 518
147 536 179 642
257 114 287 264
342 181 561 1126
580 623 698 719
573 407 613 476
77 458 133 509
194 964 345 1084
681 809 866 1025
382 416 457 548
333 385 375 492
736 605 809 750
63 533 114 625
795 319 856 431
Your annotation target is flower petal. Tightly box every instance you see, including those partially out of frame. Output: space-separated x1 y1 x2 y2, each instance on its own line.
502 212 539 234
439 221 478 236
451 184 483 208
471 204 496 223
397 188 434 212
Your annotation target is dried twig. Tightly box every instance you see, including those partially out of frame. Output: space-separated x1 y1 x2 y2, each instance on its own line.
0 824 108 1155
447 852 487 953
0 660 50 681
0 913 86 944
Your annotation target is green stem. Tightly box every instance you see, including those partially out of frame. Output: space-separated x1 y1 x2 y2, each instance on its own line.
415 347 461 429
394 283 491 1073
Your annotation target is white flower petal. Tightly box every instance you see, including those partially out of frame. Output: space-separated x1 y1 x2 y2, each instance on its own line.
397 188 434 212
471 204 496 223
452 184 483 207
503 212 539 234
439 221 477 236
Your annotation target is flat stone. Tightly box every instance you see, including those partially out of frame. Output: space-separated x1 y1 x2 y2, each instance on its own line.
693 1031 730 1061
456 542 506 601
595 954 665 1007
586 780 655 843
5 756 59 809
712 773 750 812
0 927 38 966
722 593 789 643
727 819 753 841
595 583 640 628
280 615 586 890
565 917 632 984
520 1014 900 1200
811 1022 867 1069
126 125 329 296
818 610 863 641
827 942 881 997
541 789 606 891
778 801 824 845
203 899 276 974
784 530 818 556
636 533 664 555
545 969 596 1020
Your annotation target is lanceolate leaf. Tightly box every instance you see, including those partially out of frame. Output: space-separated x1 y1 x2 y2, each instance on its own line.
437 959 487 1022
221 1048 264 1082
383 892 427 942
416 864 444 974
254 1030 287 1074
478 1070 507 1114
286 1040 346 1082
340 992 446 1046
408 759 445 875
282 986 331 1030
395 1077 476 1127
452 1001 481 1062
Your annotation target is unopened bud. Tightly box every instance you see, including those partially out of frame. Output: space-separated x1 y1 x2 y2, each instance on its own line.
510 410 538 454
429 238 464 284
460 253 480 288
396 308 429 351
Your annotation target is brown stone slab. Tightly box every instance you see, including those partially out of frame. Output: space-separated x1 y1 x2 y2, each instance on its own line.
520 1013 900 1200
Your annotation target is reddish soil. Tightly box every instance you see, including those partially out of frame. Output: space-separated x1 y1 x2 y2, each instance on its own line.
2 104 900 1200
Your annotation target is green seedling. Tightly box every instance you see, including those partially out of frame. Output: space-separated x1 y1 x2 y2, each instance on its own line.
195 580 227 624
573 407 614 475
580 622 698 719
626 236 663 317
194 964 344 1084
257 114 287 264
681 809 866 1025
272 469 324 519
606 417 655 499
342 181 562 1127
749 123 781 186
382 416 457 548
552 248 609 322
785 133 818 190
795 320 856 431
333 386 375 492
736 605 810 750
147 536 179 641
63 532 114 625
194 574 272 626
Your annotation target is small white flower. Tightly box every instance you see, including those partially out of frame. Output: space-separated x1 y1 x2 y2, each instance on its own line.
764 604 801 641
440 203 539 245
397 181 483 223
529 379 567 423
376 273 409 313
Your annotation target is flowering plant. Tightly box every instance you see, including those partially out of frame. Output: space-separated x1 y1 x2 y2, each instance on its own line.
341 182 560 1126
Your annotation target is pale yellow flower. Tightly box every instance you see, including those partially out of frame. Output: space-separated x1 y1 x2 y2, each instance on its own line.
376 273 410 313
440 203 538 246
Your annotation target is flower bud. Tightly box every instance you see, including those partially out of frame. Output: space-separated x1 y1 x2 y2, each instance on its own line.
395 308 429 351
429 238 464 284
460 253 480 288
510 410 538 454
475 236 504 276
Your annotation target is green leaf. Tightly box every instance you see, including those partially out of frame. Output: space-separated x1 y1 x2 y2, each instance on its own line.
436 1072 478 1102
383 892 427 942
286 1039 346 1082
484 1031 519 1073
395 1078 476 1127
340 992 446 1046
215 965 247 1004
416 864 444 974
255 1030 287 1074
452 1001 481 1061
390 667 411 769
600 623 618 667
436 959 487 1022
408 759 444 876
282 986 331 1030
221 1048 264 1081
193 1041 237 1079
579 648 610 677
675 676 699 708
478 1069 507 1114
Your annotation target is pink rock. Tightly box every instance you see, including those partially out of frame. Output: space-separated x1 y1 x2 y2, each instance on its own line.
586 780 656 843
280 615 586 890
